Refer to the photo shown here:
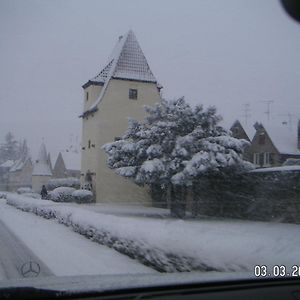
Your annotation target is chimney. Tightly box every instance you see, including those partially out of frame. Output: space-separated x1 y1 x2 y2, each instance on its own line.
298 119 300 150
254 122 262 131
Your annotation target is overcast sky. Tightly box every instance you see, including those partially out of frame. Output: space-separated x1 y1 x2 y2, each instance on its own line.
0 0 299 158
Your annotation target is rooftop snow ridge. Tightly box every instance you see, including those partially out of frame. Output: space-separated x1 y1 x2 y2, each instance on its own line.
81 30 157 118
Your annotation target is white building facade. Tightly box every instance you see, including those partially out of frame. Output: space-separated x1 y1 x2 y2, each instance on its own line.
80 30 162 203
32 143 52 192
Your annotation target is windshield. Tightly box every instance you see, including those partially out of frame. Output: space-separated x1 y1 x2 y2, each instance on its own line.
0 0 300 295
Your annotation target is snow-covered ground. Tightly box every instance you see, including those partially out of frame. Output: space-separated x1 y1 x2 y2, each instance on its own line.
0 199 155 278
251 165 300 173
75 202 170 218
5 194 300 274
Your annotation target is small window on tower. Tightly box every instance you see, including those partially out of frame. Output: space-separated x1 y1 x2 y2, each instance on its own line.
129 89 138 100
86 92 89 101
88 140 91 149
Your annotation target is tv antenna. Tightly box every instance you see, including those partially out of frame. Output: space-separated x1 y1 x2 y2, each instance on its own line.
242 103 251 125
261 100 274 122
278 113 297 129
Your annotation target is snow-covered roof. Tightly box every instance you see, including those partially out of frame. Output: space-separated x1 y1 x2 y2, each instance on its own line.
32 143 52 176
239 121 256 141
250 165 300 173
10 159 24 172
262 124 300 155
0 160 15 169
60 150 81 171
9 156 31 172
82 30 157 117
231 120 256 141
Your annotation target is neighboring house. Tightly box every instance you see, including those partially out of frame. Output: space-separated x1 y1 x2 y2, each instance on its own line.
0 160 15 190
52 150 80 179
230 120 255 142
32 143 52 192
230 120 256 161
248 120 300 168
8 156 33 191
80 30 162 203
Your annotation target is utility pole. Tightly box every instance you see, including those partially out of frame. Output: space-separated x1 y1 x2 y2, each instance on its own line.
261 100 274 122
243 103 251 125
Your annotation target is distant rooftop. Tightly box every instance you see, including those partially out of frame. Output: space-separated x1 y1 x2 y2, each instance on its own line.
60 150 80 171
51 149 81 172
231 120 256 141
262 123 300 155
32 143 52 176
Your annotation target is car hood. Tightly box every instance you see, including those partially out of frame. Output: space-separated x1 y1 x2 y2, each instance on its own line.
0 271 253 296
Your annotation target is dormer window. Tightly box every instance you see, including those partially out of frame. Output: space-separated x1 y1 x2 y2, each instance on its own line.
129 89 138 100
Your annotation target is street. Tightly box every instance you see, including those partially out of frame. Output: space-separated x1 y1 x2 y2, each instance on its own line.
0 200 155 279
0 219 52 280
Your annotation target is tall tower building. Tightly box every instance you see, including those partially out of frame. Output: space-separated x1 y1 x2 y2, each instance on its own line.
80 30 162 203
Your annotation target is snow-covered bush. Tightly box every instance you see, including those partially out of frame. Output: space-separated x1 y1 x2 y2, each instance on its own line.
48 187 76 202
6 194 219 272
17 187 33 194
22 192 41 199
71 189 94 203
46 178 80 191
103 98 253 217
0 192 7 199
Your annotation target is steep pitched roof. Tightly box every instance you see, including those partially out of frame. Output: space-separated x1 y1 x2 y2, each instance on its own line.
32 143 52 176
61 150 81 171
54 150 80 172
262 124 300 155
9 156 31 172
81 30 157 117
231 120 256 141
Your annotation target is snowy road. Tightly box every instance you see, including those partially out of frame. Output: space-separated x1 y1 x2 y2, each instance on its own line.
0 200 155 280
0 219 52 280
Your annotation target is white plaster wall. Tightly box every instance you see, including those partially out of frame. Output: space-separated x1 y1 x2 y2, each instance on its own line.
32 175 52 193
83 84 102 112
81 79 161 203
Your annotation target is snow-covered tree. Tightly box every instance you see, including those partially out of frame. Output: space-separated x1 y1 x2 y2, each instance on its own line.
18 139 30 160
0 132 19 163
103 98 253 217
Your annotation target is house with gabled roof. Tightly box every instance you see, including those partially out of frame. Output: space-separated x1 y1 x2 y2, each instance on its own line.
0 160 16 190
80 30 162 203
52 150 80 179
7 156 33 191
32 143 52 192
248 120 300 168
230 120 256 142
230 120 256 162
